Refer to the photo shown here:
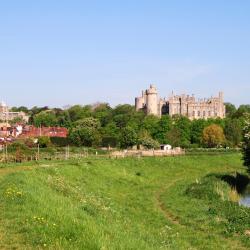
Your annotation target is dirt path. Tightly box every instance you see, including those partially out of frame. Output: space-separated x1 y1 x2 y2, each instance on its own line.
155 176 184 226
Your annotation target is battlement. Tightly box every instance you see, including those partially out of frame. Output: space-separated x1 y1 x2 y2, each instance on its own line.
135 85 225 119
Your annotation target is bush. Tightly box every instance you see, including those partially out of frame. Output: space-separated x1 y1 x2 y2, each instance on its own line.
242 114 250 172
38 136 52 148
50 137 71 147
101 136 119 148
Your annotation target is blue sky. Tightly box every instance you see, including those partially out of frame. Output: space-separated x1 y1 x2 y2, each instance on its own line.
0 1 249 108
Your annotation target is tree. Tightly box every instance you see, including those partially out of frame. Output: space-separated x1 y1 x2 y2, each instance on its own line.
67 105 92 122
120 126 138 149
174 116 191 147
154 115 172 143
224 103 236 118
190 119 207 145
69 127 101 147
202 124 225 148
165 127 182 147
242 114 250 172
33 111 57 127
101 122 119 147
112 104 136 128
74 117 101 129
224 118 242 147
233 105 250 118
11 106 29 113
69 117 101 147
141 115 160 139
138 130 160 149
38 136 52 148
93 103 112 126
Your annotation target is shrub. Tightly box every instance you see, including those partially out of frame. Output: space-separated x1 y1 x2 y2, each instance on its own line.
38 136 52 148
242 114 250 172
202 124 225 148
50 137 71 147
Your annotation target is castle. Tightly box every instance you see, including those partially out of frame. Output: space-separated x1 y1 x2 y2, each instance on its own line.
135 85 226 119
0 101 29 123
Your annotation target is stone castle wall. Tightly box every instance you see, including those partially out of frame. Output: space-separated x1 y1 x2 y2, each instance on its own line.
135 85 226 119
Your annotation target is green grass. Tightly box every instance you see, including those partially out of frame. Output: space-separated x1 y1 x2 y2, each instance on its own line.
0 154 249 249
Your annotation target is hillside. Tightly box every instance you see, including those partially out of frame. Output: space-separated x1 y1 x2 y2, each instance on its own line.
0 154 249 249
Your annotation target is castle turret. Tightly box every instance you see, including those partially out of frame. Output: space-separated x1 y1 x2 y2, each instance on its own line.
135 91 146 111
146 84 159 116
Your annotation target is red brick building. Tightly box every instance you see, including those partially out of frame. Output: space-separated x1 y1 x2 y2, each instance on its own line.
19 126 68 138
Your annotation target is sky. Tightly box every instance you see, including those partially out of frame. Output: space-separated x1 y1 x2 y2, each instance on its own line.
0 0 249 108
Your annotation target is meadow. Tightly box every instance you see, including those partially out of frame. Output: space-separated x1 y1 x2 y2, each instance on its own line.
0 153 249 249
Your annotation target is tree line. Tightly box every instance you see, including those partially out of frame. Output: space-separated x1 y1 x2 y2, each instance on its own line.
9 102 250 149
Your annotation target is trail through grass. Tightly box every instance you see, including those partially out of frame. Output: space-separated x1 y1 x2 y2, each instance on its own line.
0 154 249 249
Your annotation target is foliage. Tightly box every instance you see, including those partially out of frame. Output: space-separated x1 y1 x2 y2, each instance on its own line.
50 137 71 147
38 136 52 148
69 127 101 147
120 126 138 148
12 101 250 149
224 103 237 118
224 118 243 147
33 111 57 127
242 114 250 171
138 130 160 149
202 124 225 148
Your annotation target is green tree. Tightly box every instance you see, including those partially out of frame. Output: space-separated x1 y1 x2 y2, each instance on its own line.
233 105 250 118
138 130 160 149
242 114 250 172
38 136 52 148
69 117 101 147
11 106 29 113
202 124 225 148
101 122 119 147
69 127 101 147
190 119 207 145
224 103 236 118
120 126 138 149
154 115 172 143
67 105 92 122
141 115 160 139
74 117 101 129
33 111 57 127
112 104 136 128
224 118 242 147
93 103 112 126
174 116 191 147
165 127 182 147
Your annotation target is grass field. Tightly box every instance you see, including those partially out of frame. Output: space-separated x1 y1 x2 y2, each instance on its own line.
0 154 249 249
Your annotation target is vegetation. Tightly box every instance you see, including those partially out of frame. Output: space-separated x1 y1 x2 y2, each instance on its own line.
0 154 249 249
202 124 225 148
9 102 250 149
243 114 250 172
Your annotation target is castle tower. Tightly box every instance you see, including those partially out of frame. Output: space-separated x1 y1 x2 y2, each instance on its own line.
146 84 159 116
218 92 225 118
135 91 146 111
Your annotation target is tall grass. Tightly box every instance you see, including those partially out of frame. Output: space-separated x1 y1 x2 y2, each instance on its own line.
0 153 249 249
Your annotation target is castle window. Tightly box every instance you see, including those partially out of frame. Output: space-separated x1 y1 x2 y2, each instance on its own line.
208 111 211 116
198 111 200 117
193 111 195 116
203 111 206 117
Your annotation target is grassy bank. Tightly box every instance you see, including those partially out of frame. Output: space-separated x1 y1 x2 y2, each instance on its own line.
0 154 249 249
